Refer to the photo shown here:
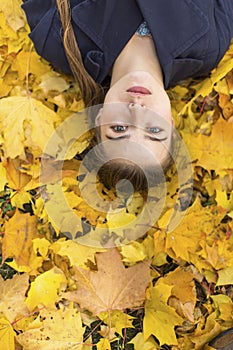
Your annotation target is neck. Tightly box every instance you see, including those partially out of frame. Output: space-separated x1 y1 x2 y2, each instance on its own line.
110 34 164 88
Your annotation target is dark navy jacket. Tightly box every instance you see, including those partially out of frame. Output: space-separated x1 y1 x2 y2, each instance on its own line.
22 0 233 88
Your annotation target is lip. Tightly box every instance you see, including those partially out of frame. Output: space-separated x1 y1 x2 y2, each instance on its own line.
126 86 152 95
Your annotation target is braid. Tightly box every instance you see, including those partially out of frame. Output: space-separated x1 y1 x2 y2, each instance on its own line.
56 0 104 106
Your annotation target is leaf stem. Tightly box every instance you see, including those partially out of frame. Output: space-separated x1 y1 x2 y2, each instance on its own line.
11 306 46 326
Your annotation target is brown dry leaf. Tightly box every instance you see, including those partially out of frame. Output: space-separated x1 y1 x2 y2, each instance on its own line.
2 209 41 265
64 248 151 315
0 273 29 323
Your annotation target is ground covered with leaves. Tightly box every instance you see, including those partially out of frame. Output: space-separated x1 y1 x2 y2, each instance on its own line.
0 2 233 350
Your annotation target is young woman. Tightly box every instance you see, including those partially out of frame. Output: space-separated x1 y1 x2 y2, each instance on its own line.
22 0 233 192
22 3 233 346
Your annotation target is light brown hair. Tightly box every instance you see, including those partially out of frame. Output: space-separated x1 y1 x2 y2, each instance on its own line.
56 0 105 106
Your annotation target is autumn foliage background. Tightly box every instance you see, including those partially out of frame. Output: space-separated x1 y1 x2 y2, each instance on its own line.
0 1 233 349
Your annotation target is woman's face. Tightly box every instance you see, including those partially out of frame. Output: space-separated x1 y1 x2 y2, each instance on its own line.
96 71 174 167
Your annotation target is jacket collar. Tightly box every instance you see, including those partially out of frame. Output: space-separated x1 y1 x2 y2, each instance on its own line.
71 0 209 85
72 0 209 59
72 0 143 61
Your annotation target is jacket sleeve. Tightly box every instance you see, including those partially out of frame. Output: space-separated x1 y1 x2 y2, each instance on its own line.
22 0 72 74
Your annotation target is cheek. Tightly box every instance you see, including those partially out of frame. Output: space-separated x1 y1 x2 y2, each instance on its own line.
151 142 170 164
104 81 126 103
151 92 172 121
98 126 106 142
104 88 117 104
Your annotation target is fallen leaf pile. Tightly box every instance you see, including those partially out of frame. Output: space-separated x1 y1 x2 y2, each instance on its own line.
0 2 233 350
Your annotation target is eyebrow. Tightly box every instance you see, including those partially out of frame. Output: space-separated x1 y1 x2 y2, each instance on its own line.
105 135 168 141
146 135 168 141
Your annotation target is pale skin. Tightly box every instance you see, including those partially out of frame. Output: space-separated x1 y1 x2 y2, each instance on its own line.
95 33 174 166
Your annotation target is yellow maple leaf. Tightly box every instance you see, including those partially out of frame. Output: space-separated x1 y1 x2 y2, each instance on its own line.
64 248 151 315
96 338 111 350
130 332 159 350
162 268 196 303
10 191 32 210
163 198 226 263
3 211 45 275
144 283 183 345
199 237 233 271
181 117 233 173
216 265 233 286
3 209 41 266
0 96 60 158
120 235 154 264
159 267 196 322
32 238 51 259
11 51 51 81
4 158 32 191
25 267 67 311
40 109 91 161
6 250 43 275
0 273 29 323
215 189 233 214
0 78 12 98
181 43 233 116
106 210 136 232
38 72 70 93
98 310 134 337
51 239 104 268
211 294 233 323
17 304 85 350
0 317 15 350
0 162 7 191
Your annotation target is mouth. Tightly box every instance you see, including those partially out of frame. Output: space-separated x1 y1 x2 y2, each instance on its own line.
126 86 152 95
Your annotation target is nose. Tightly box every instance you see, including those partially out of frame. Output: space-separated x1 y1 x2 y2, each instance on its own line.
129 102 145 110
128 126 144 143
128 102 146 126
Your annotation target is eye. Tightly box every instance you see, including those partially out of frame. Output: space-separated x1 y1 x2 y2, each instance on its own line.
147 127 162 134
111 125 128 133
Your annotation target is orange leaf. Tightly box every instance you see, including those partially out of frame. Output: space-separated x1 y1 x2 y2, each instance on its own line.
2 209 41 265
4 158 32 191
